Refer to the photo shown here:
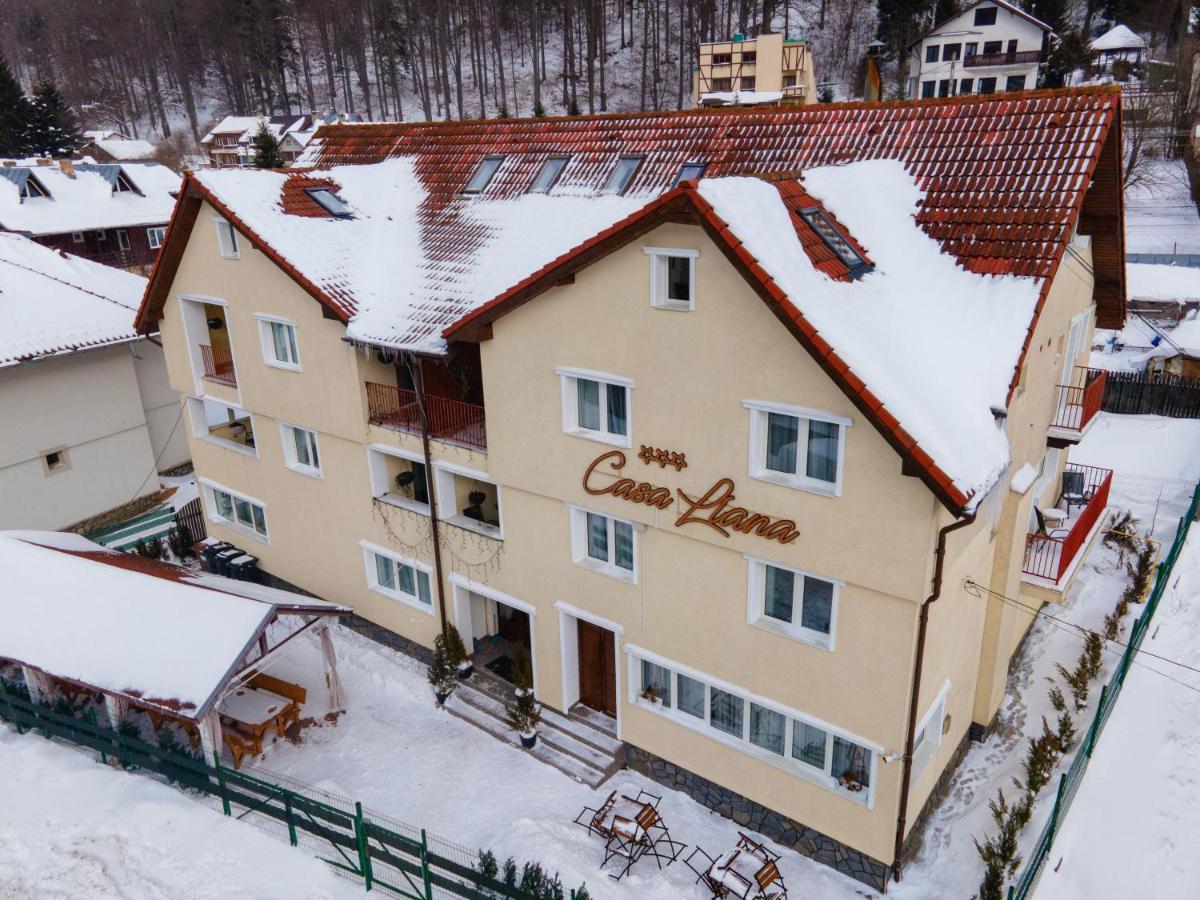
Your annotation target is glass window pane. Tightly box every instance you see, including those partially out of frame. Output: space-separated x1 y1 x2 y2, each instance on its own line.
465 157 502 192
763 565 795 623
271 322 289 361
749 704 786 756
531 156 567 192
614 520 634 571
666 256 691 302
640 661 672 706
678 674 705 719
251 504 266 535
234 497 253 526
791 721 827 769
214 490 233 519
832 737 871 789
606 384 627 436
801 577 834 635
709 688 744 738
398 563 416 596
286 324 298 363
411 461 429 504
577 379 600 431
806 419 839 483
765 413 799 474
307 431 319 469
416 570 432 605
375 553 396 589
586 512 609 561
603 157 640 194
292 428 310 467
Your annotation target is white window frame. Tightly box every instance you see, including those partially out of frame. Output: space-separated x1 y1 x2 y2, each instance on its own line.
745 555 841 651
743 400 851 497
187 396 258 459
359 540 435 615
432 460 503 539
212 216 240 259
254 314 301 371
116 229 131 251
146 226 166 249
911 680 950 782
70 231 84 243
624 644 878 807
568 504 640 584
366 444 431 516
201 478 268 543
555 366 633 448
279 422 322 478
644 247 699 311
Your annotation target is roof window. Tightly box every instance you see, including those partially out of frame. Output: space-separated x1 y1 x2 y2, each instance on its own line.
464 156 504 194
673 162 707 186
306 187 354 218
114 171 138 193
530 156 569 193
20 175 49 200
798 207 871 277
602 156 643 195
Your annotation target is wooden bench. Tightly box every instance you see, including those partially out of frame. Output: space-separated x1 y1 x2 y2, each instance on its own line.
221 723 264 770
248 674 306 733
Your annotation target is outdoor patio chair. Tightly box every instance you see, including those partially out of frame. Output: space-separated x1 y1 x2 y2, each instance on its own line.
684 845 725 898
1061 469 1092 515
1033 507 1070 539
572 789 617 839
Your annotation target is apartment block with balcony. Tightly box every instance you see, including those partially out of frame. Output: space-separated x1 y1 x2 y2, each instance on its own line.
693 32 817 107
906 0 1054 99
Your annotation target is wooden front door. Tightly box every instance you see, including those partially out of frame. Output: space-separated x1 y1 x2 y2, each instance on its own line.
577 620 616 717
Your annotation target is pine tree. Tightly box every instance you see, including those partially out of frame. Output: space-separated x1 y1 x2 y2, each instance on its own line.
250 121 285 168
25 81 82 158
0 54 33 158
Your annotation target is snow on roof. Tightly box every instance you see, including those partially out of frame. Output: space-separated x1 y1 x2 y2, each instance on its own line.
1091 25 1146 51
90 138 157 160
699 91 785 106
0 531 346 717
698 161 1038 501
1162 312 1200 358
0 232 147 367
1126 263 1200 303
201 115 310 145
0 159 179 235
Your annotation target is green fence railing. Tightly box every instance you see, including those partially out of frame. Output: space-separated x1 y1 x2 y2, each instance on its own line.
1007 480 1200 899
0 687 586 899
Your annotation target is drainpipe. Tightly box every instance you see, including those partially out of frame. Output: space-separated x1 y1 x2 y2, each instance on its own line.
891 511 976 883
403 352 451 638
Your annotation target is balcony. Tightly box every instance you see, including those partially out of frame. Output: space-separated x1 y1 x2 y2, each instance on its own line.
366 382 487 452
1049 367 1107 441
1022 463 1113 585
963 50 1044 69
200 344 237 386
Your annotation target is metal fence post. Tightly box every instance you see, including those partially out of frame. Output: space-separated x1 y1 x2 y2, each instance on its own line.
214 752 231 817
283 791 298 846
1048 775 1068 842
419 828 433 900
354 801 373 891
1086 685 1107 756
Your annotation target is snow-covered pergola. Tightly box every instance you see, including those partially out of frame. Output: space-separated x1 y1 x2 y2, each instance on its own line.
0 531 350 763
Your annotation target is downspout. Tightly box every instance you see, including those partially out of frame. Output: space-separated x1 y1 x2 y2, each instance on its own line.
403 352 451 638
891 511 976 883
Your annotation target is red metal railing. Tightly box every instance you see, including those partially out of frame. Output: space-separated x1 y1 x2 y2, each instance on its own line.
200 344 237 386
1052 367 1107 433
366 382 487 452
1023 463 1113 582
964 49 1044 69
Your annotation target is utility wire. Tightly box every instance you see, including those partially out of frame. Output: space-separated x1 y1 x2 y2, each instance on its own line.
127 400 186 505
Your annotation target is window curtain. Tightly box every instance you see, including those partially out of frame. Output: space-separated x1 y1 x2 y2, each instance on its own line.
832 737 871 787
806 420 839 482
765 413 799 474
614 521 634 570
606 384 627 435
792 721 827 768
709 688 744 737
801 578 834 635
749 704 786 755
586 513 609 560
764 565 795 622
678 674 705 719
640 661 672 706
577 379 600 431
375 554 396 590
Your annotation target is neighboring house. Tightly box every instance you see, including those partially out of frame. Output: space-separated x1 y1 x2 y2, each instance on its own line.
135 86 1124 891
279 127 316 162
694 32 817 106
1146 312 1200 378
200 115 313 167
0 234 189 531
80 131 158 162
0 157 180 273
1089 24 1147 79
907 0 1053 99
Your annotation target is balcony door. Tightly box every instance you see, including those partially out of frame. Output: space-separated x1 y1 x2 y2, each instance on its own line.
577 620 617 718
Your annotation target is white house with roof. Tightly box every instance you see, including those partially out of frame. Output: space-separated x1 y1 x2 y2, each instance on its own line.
907 0 1053 99
0 233 189 530
200 115 314 167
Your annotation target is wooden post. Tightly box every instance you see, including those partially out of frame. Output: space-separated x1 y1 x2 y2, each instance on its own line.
20 666 51 705
103 694 129 730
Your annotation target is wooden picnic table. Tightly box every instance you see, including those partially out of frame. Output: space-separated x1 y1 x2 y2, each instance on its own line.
218 686 292 739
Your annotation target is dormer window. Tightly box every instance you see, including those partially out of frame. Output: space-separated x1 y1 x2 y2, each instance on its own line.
464 156 504 194
602 156 642 195
673 162 707 186
306 187 353 218
798 208 870 277
530 156 569 193
19 175 48 200
114 171 137 193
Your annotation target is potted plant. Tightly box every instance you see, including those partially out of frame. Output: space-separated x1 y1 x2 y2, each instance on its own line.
836 770 867 793
505 647 540 748
640 686 663 710
427 634 457 706
394 470 415 498
444 625 473 680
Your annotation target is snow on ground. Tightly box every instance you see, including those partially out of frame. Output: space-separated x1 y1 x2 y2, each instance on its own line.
1034 528 1200 899
0 725 359 899
1071 413 1200 483
1125 158 1200 255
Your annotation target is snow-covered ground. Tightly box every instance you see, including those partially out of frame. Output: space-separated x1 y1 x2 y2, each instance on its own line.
1070 413 1200 485
1125 158 1200 256
0 726 359 899
1034 527 1200 899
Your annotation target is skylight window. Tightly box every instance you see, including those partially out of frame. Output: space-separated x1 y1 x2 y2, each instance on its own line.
306 188 354 218
798 207 871 277
673 162 707 186
602 156 642 195
464 156 504 194
530 156 569 193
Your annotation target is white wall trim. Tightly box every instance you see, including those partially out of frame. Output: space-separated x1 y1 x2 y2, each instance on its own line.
447 572 536 616
552 601 625 635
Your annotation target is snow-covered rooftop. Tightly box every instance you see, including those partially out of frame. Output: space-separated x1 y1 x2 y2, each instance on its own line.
0 158 179 235
1126 263 1200 303
699 90 785 106
1091 25 1146 52
0 531 346 717
89 137 157 160
201 114 311 145
0 232 148 367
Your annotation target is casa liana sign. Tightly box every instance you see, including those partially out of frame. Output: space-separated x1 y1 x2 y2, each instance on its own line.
582 450 800 545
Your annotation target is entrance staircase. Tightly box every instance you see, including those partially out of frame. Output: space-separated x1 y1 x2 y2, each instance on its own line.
445 670 624 788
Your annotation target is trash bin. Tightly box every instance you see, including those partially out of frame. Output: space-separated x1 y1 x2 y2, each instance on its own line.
228 554 260 583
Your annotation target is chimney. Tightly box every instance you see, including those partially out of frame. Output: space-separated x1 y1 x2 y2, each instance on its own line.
2 161 14 168
864 41 886 102
59 159 75 178
36 157 52 166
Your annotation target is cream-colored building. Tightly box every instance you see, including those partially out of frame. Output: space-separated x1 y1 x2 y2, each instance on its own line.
136 88 1126 891
693 32 818 106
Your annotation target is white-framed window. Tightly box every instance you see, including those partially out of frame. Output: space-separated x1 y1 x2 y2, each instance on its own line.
433 462 502 538
556 367 632 447
463 156 504 193
569 505 638 583
744 400 850 496
187 396 257 458
147 226 166 249
530 156 569 193
627 646 877 805
116 229 131 251
361 541 434 615
204 480 268 542
746 556 840 650
912 681 950 782
367 445 431 515
644 247 698 311
213 216 240 259
280 423 321 477
602 155 642 195
255 315 300 370
70 231 84 243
